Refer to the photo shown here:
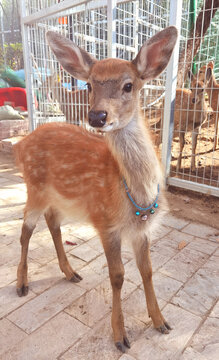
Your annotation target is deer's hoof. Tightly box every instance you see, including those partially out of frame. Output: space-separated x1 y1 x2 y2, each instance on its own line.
156 321 172 334
115 342 126 353
70 272 83 283
115 336 131 353
17 285 29 297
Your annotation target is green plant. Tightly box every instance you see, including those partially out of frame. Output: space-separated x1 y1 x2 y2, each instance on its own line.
2 42 23 70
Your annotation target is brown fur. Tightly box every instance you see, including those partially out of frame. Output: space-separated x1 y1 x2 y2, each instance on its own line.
15 27 177 352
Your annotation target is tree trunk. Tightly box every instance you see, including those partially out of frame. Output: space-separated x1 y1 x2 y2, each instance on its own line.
177 0 219 87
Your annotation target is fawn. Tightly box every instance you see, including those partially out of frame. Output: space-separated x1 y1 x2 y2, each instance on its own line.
174 68 211 172
14 27 177 352
189 62 219 150
46 71 88 123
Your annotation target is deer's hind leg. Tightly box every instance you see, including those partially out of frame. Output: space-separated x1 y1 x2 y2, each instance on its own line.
44 207 82 283
17 207 42 296
133 235 171 334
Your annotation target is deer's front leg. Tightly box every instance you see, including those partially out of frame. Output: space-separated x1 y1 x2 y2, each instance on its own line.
134 236 171 334
101 233 130 353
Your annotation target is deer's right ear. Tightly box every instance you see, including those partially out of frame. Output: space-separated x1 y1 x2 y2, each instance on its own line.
132 26 178 81
46 31 96 81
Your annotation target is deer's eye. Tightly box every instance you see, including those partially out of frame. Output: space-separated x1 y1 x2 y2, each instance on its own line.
123 83 133 93
87 83 92 92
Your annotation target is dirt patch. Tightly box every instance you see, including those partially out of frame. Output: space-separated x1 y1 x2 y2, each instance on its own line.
167 185 219 230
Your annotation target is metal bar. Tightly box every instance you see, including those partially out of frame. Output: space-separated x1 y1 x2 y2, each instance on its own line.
19 0 36 132
22 0 88 25
168 177 219 197
133 0 139 56
107 0 117 58
21 0 132 25
161 0 182 179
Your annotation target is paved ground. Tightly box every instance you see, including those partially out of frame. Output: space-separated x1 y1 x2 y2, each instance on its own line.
0 153 219 360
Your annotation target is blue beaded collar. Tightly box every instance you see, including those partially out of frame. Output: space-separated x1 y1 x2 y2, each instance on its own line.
123 178 159 220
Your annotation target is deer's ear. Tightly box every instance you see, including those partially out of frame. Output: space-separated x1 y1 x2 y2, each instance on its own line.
46 31 96 81
188 70 194 82
132 26 178 81
206 67 212 82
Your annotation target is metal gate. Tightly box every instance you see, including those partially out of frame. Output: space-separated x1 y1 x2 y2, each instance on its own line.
19 0 219 196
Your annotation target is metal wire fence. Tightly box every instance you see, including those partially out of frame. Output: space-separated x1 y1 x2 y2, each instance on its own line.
19 0 219 196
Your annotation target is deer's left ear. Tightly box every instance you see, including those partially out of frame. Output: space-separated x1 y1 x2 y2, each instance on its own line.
132 26 178 81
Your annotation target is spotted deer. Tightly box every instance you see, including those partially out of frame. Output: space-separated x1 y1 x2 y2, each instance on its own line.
198 61 219 150
174 68 211 172
188 62 219 151
14 27 177 352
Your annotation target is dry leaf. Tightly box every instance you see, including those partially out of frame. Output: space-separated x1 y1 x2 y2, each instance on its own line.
178 240 187 250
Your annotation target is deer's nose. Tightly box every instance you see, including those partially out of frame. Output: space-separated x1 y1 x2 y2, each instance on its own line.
88 111 107 128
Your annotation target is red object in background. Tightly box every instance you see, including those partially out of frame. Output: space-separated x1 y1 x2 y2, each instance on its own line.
0 87 28 110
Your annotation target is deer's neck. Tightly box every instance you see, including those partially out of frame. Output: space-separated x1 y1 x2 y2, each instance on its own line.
106 115 163 203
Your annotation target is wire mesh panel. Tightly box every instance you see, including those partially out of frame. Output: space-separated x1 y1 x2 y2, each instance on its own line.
20 0 170 131
169 0 219 191
20 0 218 195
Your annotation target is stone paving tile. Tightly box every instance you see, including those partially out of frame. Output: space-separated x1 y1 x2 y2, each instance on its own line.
186 237 219 255
0 263 19 288
60 313 146 360
87 253 110 275
0 203 24 222
28 261 66 295
188 313 219 359
70 224 97 240
123 287 166 325
209 300 219 318
124 259 142 285
150 224 172 242
214 247 219 256
0 318 27 357
152 272 183 302
150 248 173 272
150 238 178 258
119 355 137 360
160 247 208 283
1 312 88 360
163 214 190 230
181 347 207 360
0 242 21 266
96 278 136 303
7 280 85 334
87 235 104 253
0 282 36 318
70 242 100 262
172 258 219 317
28 245 57 265
129 304 201 360
161 229 194 249
66 254 87 271
76 264 108 291
182 223 219 242
65 288 111 327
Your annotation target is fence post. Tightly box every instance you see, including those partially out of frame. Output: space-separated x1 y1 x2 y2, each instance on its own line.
107 0 117 58
161 0 182 179
19 0 36 132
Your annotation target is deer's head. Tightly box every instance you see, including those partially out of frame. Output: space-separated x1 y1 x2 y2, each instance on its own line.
47 27 177 132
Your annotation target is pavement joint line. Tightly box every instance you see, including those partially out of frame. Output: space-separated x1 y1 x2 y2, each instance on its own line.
181 296 219 355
